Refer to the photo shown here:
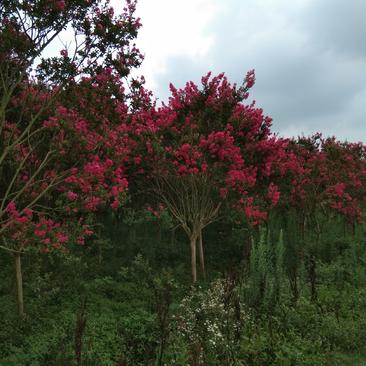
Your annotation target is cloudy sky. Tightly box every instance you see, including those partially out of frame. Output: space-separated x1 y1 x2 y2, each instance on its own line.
130 0 366 142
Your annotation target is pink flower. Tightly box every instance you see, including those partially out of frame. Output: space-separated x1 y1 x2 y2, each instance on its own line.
35 229 47 238
268 183 280 206
84 161 106 177
118 177 129 188
60 49 68 57
57 232 69 243
16 216 29 224
219 188 228 198
23 208 33 217
84 196 102 211
111 199 120 210
178 165 188 175
111 186 119 196
6 201 18 215
75 119 87 132
67 191 78 201
84 228 94 236
105 158 113 168
334 182 346 197
134 156 142 165
77 237 85 245
245 69 255 88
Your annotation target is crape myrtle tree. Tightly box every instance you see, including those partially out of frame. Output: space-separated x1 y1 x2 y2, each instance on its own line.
285 135 366 227
276 134 366 301
143 71 288 282
0 0 145 316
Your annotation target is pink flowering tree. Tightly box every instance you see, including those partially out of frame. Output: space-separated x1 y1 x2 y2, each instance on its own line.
145 71 287 282
0 0 144 316
274 134 366 301
283 135 366 232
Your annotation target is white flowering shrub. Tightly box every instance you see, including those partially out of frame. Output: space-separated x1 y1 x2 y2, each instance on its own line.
167 279 250 365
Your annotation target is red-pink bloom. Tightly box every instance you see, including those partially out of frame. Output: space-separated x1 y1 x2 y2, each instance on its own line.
334 182 346 197
84 228 94 236
178 165 188 175
57 232 69 243
60 49 68 57
23 208 33 217
75 119 88 132
245 69 256 89
67 191 78 201
219 188 228 198
6 201 18 216
111 199 120 210
105 158 113 168
111 186 119 196
77 237 85 245
268 183 280 206
34 229 47 238
134 156 142 164
15 216 29 224
84 196 102 211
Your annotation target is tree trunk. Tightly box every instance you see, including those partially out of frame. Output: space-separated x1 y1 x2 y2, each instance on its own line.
309 255 317 302
15 253 24 317
170 226 176 246
190 235 197 283
97 226 103 265
198 231 206 280
242 236 252 267
157 224 162 243
98 242 103 265
129 225 137 243
288 268 299 304
74 298 87 366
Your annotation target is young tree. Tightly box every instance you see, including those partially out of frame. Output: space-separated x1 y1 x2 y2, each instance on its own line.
276 134 366 301
0 0 144 316
144 72 287 282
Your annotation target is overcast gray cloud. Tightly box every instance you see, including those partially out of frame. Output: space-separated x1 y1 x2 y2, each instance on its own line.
137 0 366 142
302 0 366 59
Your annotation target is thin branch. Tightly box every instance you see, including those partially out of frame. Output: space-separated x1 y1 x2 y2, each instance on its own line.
0 244 23 254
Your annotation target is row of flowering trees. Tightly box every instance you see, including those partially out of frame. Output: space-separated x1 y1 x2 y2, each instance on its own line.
140 74 366 283
2 1 366 315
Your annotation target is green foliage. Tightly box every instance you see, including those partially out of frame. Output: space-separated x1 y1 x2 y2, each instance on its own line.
245 227 285 310
1 218 366 365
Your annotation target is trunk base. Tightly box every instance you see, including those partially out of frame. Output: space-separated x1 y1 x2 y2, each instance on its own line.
15 253 24 317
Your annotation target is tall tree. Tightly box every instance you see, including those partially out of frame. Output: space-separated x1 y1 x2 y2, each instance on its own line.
275 134 366 301
144 72 286 282
0 0 144 316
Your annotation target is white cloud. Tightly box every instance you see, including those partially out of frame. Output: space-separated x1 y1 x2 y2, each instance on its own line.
133 0 221 91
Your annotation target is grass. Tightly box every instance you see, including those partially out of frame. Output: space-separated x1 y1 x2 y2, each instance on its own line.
333 348 366 366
